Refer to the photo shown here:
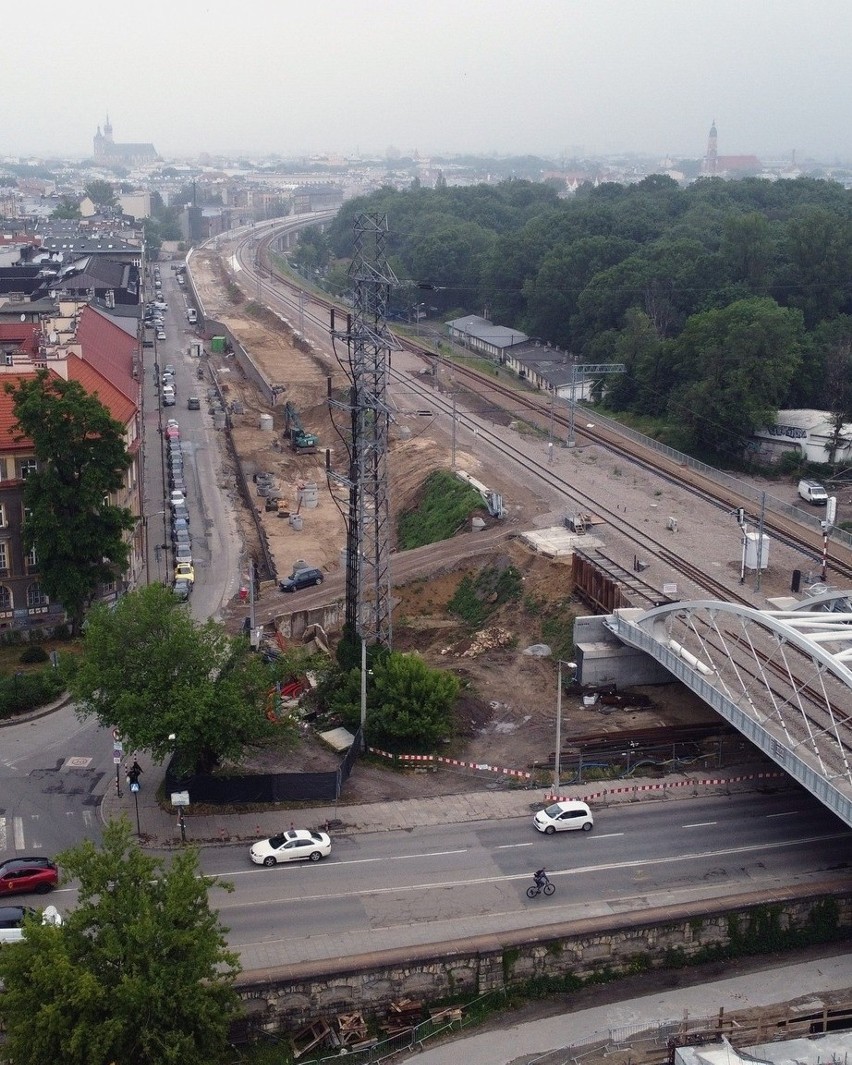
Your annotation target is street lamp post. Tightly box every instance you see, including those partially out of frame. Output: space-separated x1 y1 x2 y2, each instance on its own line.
360 636 368 753
554 659 577 792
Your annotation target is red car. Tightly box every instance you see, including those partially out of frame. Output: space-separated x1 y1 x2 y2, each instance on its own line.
0 857 58 895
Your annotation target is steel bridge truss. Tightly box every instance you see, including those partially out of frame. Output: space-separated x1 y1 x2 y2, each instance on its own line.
605 591 852 826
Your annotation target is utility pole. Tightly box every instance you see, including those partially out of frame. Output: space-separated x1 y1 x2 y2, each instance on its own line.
329 214 400 652
567 363 626 446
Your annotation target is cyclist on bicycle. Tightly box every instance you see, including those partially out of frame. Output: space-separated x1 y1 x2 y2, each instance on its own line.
533 868 548 891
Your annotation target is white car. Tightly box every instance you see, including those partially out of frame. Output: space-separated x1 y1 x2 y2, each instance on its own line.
533 800 594 834
0 904 63 944
250 829 331 866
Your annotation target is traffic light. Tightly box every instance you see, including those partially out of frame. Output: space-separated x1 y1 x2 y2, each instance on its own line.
735 508 745 525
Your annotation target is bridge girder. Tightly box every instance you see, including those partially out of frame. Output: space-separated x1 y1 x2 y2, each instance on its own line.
604 593 852 827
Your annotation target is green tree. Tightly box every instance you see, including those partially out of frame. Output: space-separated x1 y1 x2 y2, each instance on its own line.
720 211 775 292
0 819 240 1065
668 297 804 458
7 372 135 634
368 652 459 750
51 195 81 219
72 584 276 773
778 206 852 327
84 179 117 208
324 651 459 751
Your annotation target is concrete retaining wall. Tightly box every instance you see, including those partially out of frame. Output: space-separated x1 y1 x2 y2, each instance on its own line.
575 614 674 687
235 882 852 1035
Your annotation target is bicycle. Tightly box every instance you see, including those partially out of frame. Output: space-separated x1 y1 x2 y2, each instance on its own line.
526 877 555 899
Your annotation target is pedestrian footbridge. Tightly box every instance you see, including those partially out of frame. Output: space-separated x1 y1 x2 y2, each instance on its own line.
603 591 852 828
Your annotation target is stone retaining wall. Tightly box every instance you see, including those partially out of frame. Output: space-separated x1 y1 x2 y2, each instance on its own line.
235 882 852 1036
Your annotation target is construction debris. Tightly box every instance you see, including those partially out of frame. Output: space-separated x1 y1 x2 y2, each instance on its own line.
381 997 424 1035
335 1012 374 1049
290 1018 333 1059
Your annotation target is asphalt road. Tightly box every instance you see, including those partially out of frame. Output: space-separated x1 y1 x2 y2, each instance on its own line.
197 790 849 968
0 703 109 856
143 266 241 620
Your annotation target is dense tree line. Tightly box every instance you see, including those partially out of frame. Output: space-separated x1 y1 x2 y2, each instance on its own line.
325 176 852 459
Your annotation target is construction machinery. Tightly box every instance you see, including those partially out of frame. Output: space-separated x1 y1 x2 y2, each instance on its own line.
283 401 319 453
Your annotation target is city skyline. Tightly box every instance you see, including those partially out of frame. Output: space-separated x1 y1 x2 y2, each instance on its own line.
4 0 852 164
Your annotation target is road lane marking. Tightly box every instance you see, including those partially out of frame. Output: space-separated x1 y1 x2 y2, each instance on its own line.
588 832 624 839
215 830 849 909
332 848 468 867
218 847 468 877
766 811 799 818
683 822 717 828
13 817 24 849
496 843 535 849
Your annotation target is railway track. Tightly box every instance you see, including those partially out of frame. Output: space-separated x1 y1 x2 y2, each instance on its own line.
236 226 851 602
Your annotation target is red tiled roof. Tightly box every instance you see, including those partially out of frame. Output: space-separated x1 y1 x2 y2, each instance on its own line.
0 360 137 459
0 371 40 453
0 323 40 357
75 304 138 403
66 354 136 426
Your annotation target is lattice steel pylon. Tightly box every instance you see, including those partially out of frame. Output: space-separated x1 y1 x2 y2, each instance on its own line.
331 213 399 649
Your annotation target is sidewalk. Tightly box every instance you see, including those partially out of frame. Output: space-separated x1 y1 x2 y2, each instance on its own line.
99 749 792 849
402 950 852 1065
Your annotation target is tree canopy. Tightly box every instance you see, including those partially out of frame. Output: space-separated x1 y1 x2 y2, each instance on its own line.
321 175 852 458
71 583 278 773
7 371 135 633
323 650 460 751
83 179 117 208
0 819 240 1065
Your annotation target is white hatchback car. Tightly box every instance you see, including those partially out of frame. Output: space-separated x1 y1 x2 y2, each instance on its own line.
250 829 331 866
533 800 594 834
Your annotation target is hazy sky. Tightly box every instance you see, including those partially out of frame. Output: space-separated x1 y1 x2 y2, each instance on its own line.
6 0 852 163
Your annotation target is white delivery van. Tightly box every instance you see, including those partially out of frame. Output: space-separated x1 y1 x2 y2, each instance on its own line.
798 479 828 505
186 308 197 324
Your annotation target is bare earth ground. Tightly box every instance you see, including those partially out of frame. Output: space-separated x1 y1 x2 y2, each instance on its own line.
193 251 789 804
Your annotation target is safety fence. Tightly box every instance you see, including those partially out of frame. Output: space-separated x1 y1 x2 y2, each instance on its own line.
367 746 532 779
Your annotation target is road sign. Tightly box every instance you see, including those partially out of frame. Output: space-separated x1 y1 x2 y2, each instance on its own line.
113 752 122 765
171 791 190 807
112 728 121 741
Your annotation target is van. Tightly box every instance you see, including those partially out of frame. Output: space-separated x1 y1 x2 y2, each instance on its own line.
798 479 828 505
186 308 197 324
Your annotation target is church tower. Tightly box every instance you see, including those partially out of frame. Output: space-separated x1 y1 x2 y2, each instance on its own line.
103 113 114 145
703 120 718 175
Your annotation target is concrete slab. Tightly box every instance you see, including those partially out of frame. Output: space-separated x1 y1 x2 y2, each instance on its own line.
520 525 604 558
319 726 355 752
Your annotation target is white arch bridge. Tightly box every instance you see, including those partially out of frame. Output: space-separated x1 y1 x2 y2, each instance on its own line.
604 591 852 828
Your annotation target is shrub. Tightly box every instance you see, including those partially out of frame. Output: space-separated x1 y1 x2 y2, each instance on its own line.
20 645 49 664
0 667 65 719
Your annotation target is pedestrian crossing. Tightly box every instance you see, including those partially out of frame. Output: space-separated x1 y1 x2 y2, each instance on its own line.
0 809 95 854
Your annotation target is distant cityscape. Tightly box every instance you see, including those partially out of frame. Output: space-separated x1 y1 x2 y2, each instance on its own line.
1 117 851 242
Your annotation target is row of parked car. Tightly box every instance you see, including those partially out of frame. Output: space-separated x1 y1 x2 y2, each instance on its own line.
0 856 62 943
165 419 195 601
